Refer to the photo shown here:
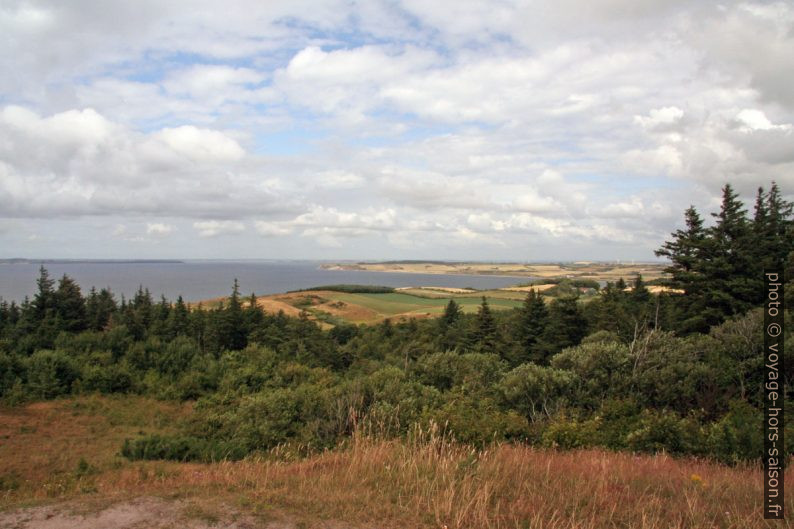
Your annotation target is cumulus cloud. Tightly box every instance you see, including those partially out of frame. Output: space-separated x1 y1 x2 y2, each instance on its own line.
146 222 174 236
193 220 246 238
153 126 246 162
1 0 792 259
0 105 294 219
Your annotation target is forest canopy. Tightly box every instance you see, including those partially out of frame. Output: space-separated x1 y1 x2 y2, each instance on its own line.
0 182 792 465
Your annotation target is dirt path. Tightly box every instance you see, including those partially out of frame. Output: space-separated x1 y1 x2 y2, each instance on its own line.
0 497 301 529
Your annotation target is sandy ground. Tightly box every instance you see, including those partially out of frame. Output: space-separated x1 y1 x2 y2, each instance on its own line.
323 262 667 281
0 497 357 529
395 286 477 294
499 284 557 292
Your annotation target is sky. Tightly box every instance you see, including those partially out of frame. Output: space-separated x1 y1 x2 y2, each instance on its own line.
0 0 792 261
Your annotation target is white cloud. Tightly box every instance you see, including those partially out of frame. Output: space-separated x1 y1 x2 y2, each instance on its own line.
146 222 174 236
153 126 246 162
254 221 294 237
634 106 684 130
193 220 246 238
313 170 366 189
734 109 791 132
1 0 793 260
0 105 292 219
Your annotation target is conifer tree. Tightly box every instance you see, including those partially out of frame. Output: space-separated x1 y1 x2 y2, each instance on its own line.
472 296 498 352
764 182 794 272
514 289 547 364
54 275 87 333
537 296 587 362
223 278 247 351
440 299 462 328
630 273 651 304
31 266 55 323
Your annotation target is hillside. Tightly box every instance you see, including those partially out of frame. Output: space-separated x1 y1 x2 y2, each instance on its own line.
1 396 787 529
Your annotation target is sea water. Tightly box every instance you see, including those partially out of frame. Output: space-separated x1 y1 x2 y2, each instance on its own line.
0 260 529 303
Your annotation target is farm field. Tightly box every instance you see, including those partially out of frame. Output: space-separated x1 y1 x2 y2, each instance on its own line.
1 396 789 529
322 261 668 282
253 289 526 325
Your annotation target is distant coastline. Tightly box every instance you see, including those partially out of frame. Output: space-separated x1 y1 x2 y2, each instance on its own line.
321 261 668 281
0 258 184 265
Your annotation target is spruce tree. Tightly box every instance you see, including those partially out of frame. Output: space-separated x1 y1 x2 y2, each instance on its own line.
537 296 587 362
472 296 497 352
438 298 463 351
765 182 794 272
708 183 753 316
32 266 55 323
54 275 87 333
440 299 462 327
169 295 190 337
223 278 247 351
655 206 706 290
515 289 548 364
631 273 651 304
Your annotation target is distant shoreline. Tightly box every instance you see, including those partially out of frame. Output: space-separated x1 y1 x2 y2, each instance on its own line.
0 259 184 265
321 261 668 281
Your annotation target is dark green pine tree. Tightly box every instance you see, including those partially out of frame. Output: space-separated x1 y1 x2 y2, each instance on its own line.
705 183 753 317
583 280 633 340
472 296 498 352
630 273 651 305
440 299 462 327
85 287 117 331
764 182 794 272
149 295 171 337
27 266 59 348
655 205 715 333
244 292 265 329
655 206 707 292
536 296 587 362
514 288 548 365
438 298 463 351
223 278 247 351
125 286 153 340
166 295 190 338
54 274 87 333
31 266 55 323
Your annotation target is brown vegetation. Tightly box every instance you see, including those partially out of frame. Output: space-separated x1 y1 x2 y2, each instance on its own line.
323 262 668 282
1 397 789 529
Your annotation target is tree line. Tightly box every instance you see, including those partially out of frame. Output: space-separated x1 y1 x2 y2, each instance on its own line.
0 181 792 464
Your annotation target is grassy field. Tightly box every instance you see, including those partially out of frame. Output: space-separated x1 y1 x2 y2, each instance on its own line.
196 260 660 326
254 290 526 325
1 396 790 528
323 261 668 282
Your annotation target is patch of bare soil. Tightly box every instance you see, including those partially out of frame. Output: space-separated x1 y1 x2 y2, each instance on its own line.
0 497 288 529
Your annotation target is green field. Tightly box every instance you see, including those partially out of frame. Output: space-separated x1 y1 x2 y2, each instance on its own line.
317 291 523 322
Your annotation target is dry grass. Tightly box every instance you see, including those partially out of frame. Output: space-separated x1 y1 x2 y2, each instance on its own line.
323 262 668 282
1 398 791 528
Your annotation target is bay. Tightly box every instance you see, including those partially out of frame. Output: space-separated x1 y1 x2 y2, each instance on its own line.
0 260 528 303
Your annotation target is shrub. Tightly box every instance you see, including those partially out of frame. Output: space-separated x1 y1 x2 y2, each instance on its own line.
625 409 702 456
705 400 763 464
121 434 247 462
25 349 80 399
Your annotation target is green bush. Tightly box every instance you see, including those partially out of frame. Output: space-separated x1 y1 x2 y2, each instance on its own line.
81 364 134 394
625 409 702 455
25 349 80 399
705 400 763 464
121 434 247 462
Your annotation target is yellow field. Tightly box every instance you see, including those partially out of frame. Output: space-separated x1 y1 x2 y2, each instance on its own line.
323 261 668 282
